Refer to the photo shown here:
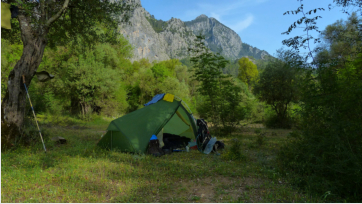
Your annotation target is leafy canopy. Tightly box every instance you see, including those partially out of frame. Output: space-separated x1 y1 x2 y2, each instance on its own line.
189 35 245 133
237 57 259 87
254 50 304 128
1 0 136 48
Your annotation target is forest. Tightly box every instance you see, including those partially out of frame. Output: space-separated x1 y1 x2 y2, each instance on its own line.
1 0 361 202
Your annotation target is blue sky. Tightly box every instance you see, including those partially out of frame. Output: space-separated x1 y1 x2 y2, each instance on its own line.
141 0 360 58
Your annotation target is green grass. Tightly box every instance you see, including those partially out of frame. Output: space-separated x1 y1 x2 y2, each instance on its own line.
2 120 322 202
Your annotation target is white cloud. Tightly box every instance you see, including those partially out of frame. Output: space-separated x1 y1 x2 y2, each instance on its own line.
210 12 221 21
182 0 266 21
229 15 254 33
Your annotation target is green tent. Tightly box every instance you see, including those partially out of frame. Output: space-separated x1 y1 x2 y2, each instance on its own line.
97 96 197 153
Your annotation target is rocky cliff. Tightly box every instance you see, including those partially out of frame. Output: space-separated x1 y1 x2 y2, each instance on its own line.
184 15 243 60
159 18 196 59
119 0 270 62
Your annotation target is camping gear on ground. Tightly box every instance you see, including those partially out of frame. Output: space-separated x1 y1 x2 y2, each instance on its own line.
214 141 225 151
97 94 198 153
172 149 185 152
162 148 173 154
163 133 191 150
196 118 226 154
51 136 67 144
161 146 173 154
150 135 158 140
190 145 198 150
187 141 197 149
196 119 211 152
147 135 164 156
22 75 47 153
203 137 217 154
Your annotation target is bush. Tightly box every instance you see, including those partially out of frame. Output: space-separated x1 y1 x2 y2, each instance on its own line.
190 35 247 135
262 105 299 129
254 129 266 146
254 50 303 129
277 54 362 201
264 114 293 129
222 138 246 161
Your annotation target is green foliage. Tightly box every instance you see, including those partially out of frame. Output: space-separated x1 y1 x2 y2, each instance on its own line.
1 39 22 99
253 128 267 147
222 138 246 161
180 57 192 67
151 63 171 81
333 0 362 14
281 0 324 59
262 104 299 129
2 122 320 202
238 57 259 87
316 12 362 64
122 58 192 113
1 0 135 49
189 35 246 134
146 16 168 33
31 38 132 118
254 50 303 128
222 60 239 77
256 132 266 147
254 56 273 71
150 59 181 81
278 56 362 202
278 14 362 201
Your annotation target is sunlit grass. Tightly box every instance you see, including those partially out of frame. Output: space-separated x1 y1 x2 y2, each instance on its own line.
1 120 322 202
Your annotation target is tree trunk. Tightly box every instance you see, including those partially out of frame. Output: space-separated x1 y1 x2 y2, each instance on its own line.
1 15 47 145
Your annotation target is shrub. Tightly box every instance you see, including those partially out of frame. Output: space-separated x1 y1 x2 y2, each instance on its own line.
256 132 266 147
222 138 246 161
254 50 303 129
277 55 362 202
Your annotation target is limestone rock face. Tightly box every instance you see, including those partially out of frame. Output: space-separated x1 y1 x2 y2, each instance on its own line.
119 0 169 62
185 15 243 60
159 18 196 59
119 2 271 62
240 43 271 60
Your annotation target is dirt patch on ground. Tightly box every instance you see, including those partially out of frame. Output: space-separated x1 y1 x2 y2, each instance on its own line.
163 176 265 202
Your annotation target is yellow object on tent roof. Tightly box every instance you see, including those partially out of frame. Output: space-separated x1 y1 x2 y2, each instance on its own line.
1 3 11 29
163 93 174 102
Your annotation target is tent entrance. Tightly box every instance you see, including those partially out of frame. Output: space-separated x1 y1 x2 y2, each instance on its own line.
162 106 195 139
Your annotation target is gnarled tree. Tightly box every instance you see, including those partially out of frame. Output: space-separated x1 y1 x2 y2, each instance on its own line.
1 0 135 145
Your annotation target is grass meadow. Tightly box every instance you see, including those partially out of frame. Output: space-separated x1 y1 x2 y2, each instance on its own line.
1 117 322 202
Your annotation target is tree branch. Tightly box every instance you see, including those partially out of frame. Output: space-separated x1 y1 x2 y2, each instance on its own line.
45 0 70 27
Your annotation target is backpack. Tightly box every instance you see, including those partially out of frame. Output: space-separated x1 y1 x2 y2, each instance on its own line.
196 119 212 152
196 119 225 153
147 139 164 157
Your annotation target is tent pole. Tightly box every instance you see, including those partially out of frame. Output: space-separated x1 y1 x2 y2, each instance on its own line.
22 75 47 153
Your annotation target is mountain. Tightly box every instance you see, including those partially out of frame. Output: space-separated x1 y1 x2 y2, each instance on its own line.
119 0 271 62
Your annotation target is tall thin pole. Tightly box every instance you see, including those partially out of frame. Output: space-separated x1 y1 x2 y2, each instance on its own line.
22 75 47 153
